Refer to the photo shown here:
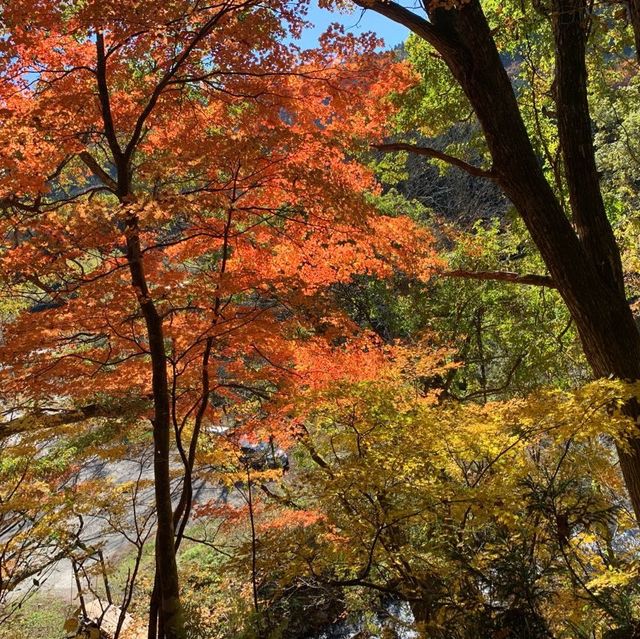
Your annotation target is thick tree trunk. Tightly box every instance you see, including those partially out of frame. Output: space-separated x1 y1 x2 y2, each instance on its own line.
436 2 640 520
439 2 640 521
355 0 640 520
550 0 640 524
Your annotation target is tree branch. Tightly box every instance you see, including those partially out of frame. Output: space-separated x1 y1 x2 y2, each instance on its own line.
123 2 255 164
443 269 556 288
78 151 118 191
354 0 453 54
552 0 624 294
0 398 148 440
95 32 123 164
373 142 496 179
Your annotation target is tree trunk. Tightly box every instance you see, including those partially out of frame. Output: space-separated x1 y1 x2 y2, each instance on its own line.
124 216 185 639
409 599 432 637
355 0 640 520
95 31 185 635
552 0 625 296
436 1 640 520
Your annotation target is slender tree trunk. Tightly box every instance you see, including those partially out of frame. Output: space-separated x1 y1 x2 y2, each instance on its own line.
124 215 184 639
93 31 185 638
148 579 160 639
552 0 625 295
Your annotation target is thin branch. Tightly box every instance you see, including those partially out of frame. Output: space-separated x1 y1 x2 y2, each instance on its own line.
123 2 256 163
374 142 496 180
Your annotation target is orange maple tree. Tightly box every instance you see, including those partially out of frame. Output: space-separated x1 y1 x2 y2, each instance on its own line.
0 2 437 637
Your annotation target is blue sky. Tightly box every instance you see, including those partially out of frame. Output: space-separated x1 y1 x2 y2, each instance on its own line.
296 1 409 49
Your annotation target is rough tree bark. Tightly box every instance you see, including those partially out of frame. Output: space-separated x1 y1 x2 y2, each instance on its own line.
356 0 640 520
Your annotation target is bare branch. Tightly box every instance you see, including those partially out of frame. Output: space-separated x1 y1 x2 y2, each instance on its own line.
374 142 496 180
78 151 118 192
442 269 556 288
95 32 123 164
354 0 452 54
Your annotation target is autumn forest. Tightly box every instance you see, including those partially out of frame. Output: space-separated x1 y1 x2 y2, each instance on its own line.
2 1 640 638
